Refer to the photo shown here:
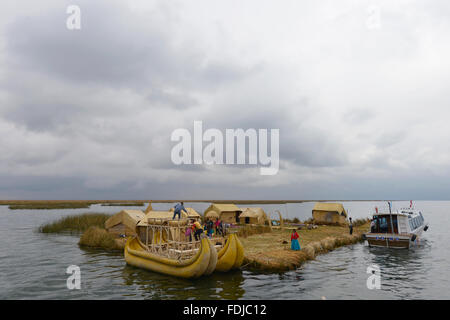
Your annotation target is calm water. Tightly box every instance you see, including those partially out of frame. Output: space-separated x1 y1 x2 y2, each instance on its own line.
0 201 448 299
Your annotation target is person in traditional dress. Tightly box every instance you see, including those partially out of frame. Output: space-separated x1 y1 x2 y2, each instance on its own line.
291 228 301 251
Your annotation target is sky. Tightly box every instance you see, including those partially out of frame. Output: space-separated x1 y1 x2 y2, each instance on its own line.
1 0 450 200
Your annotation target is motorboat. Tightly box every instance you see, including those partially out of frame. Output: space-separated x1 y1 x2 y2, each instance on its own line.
364 202 429 249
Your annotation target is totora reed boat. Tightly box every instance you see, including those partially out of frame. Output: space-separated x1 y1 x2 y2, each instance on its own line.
216 233 244 272
364 201 429 249
125 236 217 278
124 217 244 278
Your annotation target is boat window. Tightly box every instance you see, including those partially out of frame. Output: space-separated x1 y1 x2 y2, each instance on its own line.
379 217 388 233
375 215 398 233
391 215 398 234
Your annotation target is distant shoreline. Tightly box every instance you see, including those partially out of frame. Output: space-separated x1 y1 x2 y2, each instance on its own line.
0 199 407 205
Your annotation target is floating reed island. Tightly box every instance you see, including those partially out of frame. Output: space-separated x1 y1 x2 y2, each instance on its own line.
37 201 370 274
240 222 369 272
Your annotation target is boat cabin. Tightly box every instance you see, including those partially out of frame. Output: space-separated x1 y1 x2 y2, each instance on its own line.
365 208 428 249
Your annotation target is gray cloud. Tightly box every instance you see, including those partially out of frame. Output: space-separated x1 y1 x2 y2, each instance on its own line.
1 0 450 199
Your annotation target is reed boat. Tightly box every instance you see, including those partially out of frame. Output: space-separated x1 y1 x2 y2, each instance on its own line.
215 233 244 272
364 202 429 249
124 216 244 277
125 236 216 278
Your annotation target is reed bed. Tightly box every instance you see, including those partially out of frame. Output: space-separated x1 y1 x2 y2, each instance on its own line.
38 213 112 234
100 203 145 207
236 225 272 238
78 226 122 250
10 203 91 210
0 200 147 209
351 218 371 227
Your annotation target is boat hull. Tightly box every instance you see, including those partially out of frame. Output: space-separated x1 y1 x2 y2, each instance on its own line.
365 233 426 249
216 234 244 272
366 235 411 249
124 237 215 278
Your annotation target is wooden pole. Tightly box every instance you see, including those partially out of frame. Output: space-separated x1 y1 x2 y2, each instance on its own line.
388 201 395 248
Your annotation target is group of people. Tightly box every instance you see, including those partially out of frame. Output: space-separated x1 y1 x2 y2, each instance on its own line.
171 202 225 242
184 219 225 242
185 220 204 242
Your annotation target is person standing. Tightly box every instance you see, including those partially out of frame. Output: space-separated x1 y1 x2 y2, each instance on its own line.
349 217 353 235
185 224 192 242
370 218 376 233
172 202 188 220
215 218 222 236
193 220 203 241
207 219 214 238
290 228 301 251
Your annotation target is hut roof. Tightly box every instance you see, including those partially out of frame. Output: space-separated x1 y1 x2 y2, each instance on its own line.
205 203 242 214
146 210 175 219
105 210 146 230
185 207 201 218
169 207 201 218
240 207 266 218
312 203 347 217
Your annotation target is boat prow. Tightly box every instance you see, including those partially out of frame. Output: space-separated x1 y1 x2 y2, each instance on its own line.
216 234 244 272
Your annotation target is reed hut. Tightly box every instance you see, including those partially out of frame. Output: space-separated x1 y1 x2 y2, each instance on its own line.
239 207 270 225
105 210 147 236
204 203 242 224
312 203 347 225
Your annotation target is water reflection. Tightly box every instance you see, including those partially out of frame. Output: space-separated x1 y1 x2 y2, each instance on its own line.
120 266 245 299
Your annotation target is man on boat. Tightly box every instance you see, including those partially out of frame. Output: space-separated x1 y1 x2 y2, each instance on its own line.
172 202 189 220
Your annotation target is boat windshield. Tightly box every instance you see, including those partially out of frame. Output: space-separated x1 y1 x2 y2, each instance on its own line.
371 215 398 234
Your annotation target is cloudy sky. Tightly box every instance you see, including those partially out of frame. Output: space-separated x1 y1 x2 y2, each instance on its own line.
1 0 450 200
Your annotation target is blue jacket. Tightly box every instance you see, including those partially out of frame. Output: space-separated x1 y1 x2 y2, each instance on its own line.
174 204 187 214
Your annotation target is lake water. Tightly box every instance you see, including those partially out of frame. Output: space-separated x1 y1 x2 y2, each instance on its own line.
0 201 448 299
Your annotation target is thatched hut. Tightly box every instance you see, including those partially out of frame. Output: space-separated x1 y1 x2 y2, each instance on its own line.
239 207 269 225
104 210 147 236
204 203 242 224
312 203 347 225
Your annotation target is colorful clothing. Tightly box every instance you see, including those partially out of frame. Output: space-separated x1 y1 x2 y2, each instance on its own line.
185 227 192 242
291 239 301 250
291 231 301 251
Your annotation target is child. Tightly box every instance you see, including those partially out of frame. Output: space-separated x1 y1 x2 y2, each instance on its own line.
291 228 301 251
207 226 214 238
185 224 192 242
